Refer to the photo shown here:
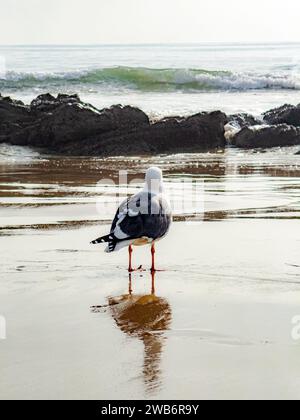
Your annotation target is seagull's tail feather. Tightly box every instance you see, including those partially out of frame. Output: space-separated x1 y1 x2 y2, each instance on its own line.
90 234 112 245
91 235 132 253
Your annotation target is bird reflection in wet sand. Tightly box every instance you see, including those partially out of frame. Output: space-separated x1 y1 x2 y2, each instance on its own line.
92 272 172 393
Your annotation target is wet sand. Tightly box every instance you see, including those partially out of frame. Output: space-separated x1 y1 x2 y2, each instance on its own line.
0 147 300 400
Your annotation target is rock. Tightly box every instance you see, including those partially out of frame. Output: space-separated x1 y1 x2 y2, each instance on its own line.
151 111 227 153
0 93 26 109
9 102 149 149
228 113 262 128
263 104 300 127
30 93 81 114
0 95 33 141
231 124 300 149
2 93 227 155
295 150 300 155
57 93 80 103
0 95 25 106
5 98 150 150
59 111 227 156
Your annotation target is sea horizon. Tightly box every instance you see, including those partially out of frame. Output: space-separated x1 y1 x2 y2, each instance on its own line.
1 41 300 46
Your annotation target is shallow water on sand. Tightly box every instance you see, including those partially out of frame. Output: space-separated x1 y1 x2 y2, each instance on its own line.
0 145 299 229
0 146 300 399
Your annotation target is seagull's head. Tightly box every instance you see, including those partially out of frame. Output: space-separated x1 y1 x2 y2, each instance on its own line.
144 167 164 193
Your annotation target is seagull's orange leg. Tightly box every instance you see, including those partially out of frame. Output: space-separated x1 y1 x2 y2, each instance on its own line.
151 243 156 273
150 243 166 272
128 245 133 272
128 244 145 272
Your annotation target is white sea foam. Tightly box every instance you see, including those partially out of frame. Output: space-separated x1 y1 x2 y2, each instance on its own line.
0 144 41 163
224 122 241 141
192 71 300 91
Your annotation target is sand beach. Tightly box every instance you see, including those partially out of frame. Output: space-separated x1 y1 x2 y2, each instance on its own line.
0 148 299 399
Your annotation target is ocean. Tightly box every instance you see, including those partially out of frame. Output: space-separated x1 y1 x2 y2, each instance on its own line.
1 43 300 118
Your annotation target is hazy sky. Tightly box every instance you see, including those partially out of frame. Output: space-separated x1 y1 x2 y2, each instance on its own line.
1 0 300 44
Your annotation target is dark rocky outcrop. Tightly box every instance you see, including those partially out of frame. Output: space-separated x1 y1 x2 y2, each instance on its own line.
30 93 81 115
263 104 300 127
2 93 300 154
59 111 227 156
0 93 227 155
231 124 300 149
296 150 300 155
1 94 150 150
0 94 33 141
228 113 262 128
10 103 150 150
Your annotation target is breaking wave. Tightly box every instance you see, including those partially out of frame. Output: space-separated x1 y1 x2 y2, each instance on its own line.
1 66 300 92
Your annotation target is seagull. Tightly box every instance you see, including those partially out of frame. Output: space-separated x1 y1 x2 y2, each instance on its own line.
91 167 172 272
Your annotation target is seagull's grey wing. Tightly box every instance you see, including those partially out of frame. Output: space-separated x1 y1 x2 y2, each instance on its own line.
110 192 171 243
110 192 151 240
142 194 172 240
110 197 130 233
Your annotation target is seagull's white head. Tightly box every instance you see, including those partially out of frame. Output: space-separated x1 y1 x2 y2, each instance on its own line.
144 167 164 194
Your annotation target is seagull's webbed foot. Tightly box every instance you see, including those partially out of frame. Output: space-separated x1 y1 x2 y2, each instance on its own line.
128 265 146 273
